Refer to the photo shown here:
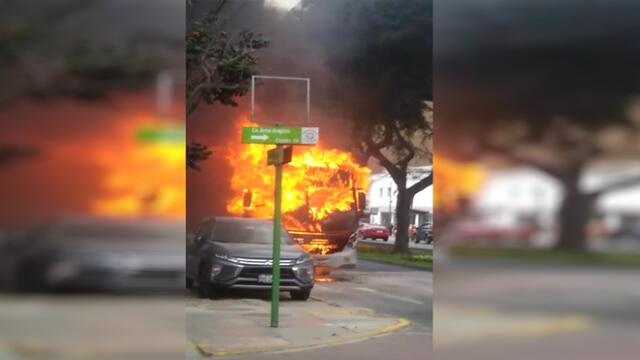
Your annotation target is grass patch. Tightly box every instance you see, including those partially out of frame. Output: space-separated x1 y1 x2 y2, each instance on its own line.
357 243 432 269
451 247 640 267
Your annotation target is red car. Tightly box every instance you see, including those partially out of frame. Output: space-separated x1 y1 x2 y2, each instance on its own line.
448 220 536 245
358 224 390 241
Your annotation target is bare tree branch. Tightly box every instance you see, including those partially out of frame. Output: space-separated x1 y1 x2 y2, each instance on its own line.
593 174 640 195
365 125 405 183
479 140 565 180
408 173 432 197
393 123 416 170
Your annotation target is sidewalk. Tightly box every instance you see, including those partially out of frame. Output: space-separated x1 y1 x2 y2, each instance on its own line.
186 297 410 358
0 295 185 360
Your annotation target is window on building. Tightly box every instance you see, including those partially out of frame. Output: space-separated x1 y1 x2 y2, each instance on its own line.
380 187 383 197
388 187 391 197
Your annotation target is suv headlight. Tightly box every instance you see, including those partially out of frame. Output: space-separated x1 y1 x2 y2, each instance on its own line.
293 263 314 281
214 253 240 263
295 255 313 265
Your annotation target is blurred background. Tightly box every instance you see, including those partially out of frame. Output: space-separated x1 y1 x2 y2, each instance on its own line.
0 1 185 359
435 0 640 358
3 0 640 359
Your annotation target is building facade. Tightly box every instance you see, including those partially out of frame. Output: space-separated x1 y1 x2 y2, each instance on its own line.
471 163 640 236
367 166 433 227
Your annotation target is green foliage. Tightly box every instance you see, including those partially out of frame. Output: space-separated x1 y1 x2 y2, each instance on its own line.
0 23 33 66
186 13 269 170
0 1 174 104
451 247 640 268
186 14 269 113
357 243 433 269
186 142 213 171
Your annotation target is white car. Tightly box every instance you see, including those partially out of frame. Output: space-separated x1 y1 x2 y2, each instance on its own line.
289 230 358 272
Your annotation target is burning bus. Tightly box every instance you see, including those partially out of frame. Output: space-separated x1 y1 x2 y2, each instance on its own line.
227 140 370 272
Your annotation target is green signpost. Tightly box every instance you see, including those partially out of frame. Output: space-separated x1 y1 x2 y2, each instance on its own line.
270 145 284 328
242 126 319 145
243 126 318 328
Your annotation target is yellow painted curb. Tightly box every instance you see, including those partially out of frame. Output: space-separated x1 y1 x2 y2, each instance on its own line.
0 341 183 359
187 317 411 357
435 313 594 346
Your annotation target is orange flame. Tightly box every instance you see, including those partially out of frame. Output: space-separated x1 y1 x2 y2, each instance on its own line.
434 154 485 214
226 118 370 232
91 118 185 219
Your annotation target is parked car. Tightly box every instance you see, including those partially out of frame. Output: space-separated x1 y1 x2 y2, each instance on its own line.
447 220 536 245
186 217 315 300
413 222 433 244
611 221 640 242
357 223 390 241
6 215 185 293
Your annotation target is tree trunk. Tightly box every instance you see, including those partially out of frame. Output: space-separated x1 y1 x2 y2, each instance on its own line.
555 185 597 252
393 189 412 254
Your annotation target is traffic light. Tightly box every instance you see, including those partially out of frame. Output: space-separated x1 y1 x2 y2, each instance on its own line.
267 145 293 165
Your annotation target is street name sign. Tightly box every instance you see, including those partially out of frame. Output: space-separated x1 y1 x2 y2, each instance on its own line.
136 125 185 143
242 127 319 145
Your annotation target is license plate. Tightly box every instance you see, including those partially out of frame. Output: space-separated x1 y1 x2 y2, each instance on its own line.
258 274 273 284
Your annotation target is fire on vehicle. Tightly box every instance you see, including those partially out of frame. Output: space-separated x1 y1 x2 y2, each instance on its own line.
226 122 370 273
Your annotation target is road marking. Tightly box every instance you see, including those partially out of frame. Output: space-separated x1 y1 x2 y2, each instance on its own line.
354 287 425 305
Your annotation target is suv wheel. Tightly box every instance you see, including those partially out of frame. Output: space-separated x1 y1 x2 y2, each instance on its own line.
198 280 218 299
197 265 218 299
290 289 311 301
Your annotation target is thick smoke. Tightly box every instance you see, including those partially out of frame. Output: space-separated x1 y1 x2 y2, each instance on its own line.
436 0 640 146
187 0 374 227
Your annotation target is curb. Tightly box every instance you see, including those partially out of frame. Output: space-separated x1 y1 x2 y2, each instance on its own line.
0 342 182 359
357 258 433 272
187 315 411 357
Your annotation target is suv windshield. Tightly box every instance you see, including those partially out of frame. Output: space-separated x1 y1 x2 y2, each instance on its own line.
212 221 293 245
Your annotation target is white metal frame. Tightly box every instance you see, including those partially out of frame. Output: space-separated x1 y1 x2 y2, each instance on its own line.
250 75 310 125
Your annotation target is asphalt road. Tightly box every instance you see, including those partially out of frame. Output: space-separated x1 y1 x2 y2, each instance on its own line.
315 261 432 330
226 260 433 360
435 257 640 360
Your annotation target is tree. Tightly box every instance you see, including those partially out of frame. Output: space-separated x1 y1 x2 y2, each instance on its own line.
1 0 175 166
306 0 433 254
186 11 269 170
186 142 212 170
437 1 640 251
0 0 170 105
